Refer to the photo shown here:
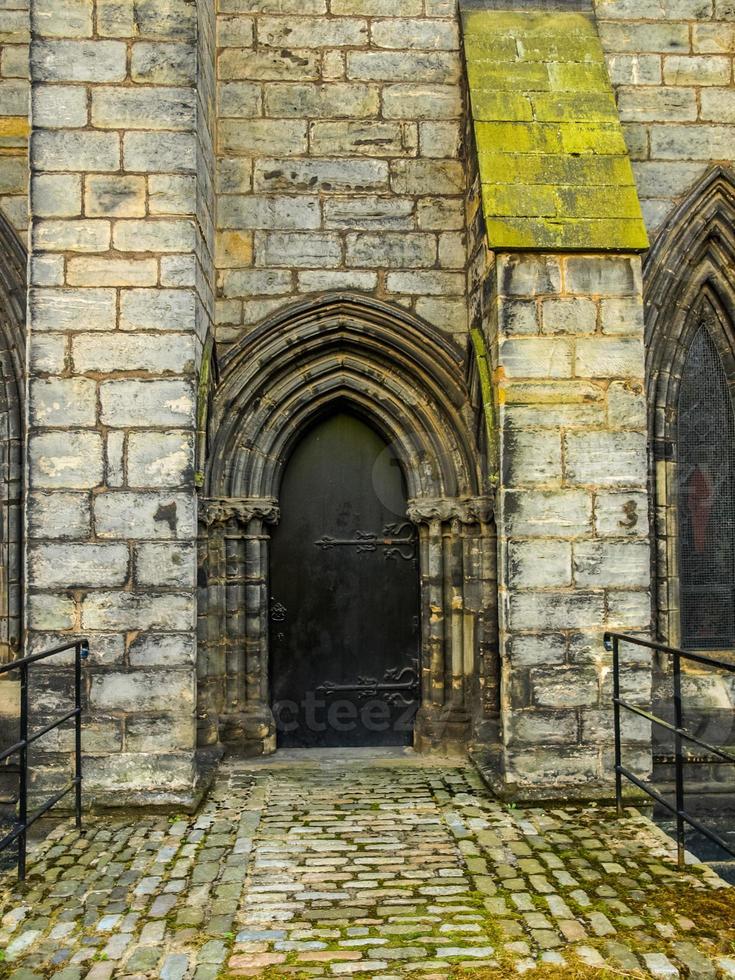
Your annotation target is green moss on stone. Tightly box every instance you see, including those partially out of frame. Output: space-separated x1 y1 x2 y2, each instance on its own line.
462 8 649 253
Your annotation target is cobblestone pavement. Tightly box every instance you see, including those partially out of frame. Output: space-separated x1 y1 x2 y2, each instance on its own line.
0 750 733 979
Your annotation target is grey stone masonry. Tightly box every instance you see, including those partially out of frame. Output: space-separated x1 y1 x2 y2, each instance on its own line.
0 0 28 236
489 253 652 795
26 0 215 805
214 0 468 345
594 0 735 237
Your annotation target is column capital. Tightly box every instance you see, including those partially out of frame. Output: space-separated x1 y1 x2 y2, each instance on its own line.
201 496 280 527
407 495 493 527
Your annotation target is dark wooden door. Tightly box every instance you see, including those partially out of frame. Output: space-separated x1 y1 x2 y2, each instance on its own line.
270 411 420 747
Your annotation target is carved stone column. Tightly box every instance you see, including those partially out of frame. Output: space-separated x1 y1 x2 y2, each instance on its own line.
408 496 493 755
199 497 279 754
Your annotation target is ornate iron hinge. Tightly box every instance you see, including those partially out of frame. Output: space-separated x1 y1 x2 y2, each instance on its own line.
314 522 416 561
316 660 420 706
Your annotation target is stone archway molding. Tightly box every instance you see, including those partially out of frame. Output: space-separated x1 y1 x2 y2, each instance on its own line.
199 293 495 756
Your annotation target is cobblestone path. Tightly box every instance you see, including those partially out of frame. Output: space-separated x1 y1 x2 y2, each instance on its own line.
0 751 733 979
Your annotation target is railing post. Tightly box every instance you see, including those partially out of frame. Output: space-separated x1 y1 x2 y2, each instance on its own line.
611 634 623 816
18 661 28 881
672 648 686 869
74 641 87 830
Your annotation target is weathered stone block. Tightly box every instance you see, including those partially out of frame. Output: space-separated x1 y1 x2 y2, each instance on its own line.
606 590 651 630
663 55 730 86
92 86 195 132
32 40 126 83
508 591 606 631
95 491 195 541
219 81 261 118
507 539 572 588
347 50 458 83
33 84 89 129
346 232 436 267
607 380 646 428
219 269 291 297
131 42 196 85
564 256 641 297
382 84 462 119
253 158 389 193
85 175 147 218
509 709 577 746
531 666 599 709
112 219 195 253
90 669 194 711
219 119 307 156
33 219 110 254
323 196 412 229
371 17 457 49
573 540 650 588
29 377 97 428
255 231 341 267
28 491 91 540
500 338 573 379
599 296 645 336
390 158 464 195
127 431 194 488
29 431 103 489
29 542 129 588
32 175 82 219
218 194 320 230
27 592 76 631
498 255 562 296
217 15 254 48
504 427 562 485
541 297 596 335
96 0 136 37
309 120 411 157
134 542 196 588
119 288 196 332
594 490 649 538
125 713 195 753
502 489 592 537
297 270 378 292
507 633 566 667
419 120 461 158
264 82 379 117
123 132 197 173
417 197 463 230
30 334 66 374
218 47 319 81
32 0 93 37
385 270 463 295
32 131 120 172
128 632 195 667
564 431 647 486
414 297 468 333
99 380 195 428
259 16 368 47
575 337 644 378
650 124 735 160
67 257 158 287
73 332 196 375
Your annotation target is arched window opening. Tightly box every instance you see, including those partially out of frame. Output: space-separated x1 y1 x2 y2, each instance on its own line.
677 325 735 649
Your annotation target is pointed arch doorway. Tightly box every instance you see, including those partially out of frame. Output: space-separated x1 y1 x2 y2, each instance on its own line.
270 409 420 747
199 294 496 757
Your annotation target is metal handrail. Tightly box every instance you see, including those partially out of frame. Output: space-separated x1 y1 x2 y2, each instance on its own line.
0 639 88 880
605 630 735 869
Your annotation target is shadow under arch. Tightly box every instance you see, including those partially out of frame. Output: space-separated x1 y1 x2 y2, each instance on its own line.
644 166 735 646
198 293 497 757
0 211 25 660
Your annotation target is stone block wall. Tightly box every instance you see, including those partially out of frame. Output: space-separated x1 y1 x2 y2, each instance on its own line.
595 0 735 237
26 0 214 805
214 0 469 345
489 253 652 793
0 0 28 236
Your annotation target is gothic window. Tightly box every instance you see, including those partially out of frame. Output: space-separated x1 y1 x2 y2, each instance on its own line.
677 323 735 649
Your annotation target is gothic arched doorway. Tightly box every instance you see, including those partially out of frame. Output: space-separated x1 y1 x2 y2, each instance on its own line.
270 410 420 747
199 294 496 757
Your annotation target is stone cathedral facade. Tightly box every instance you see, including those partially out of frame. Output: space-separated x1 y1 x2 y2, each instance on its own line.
0 0 732 806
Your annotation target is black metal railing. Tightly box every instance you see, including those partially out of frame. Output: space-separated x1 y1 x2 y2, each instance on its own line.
605 630 735 869
0 639 88 880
